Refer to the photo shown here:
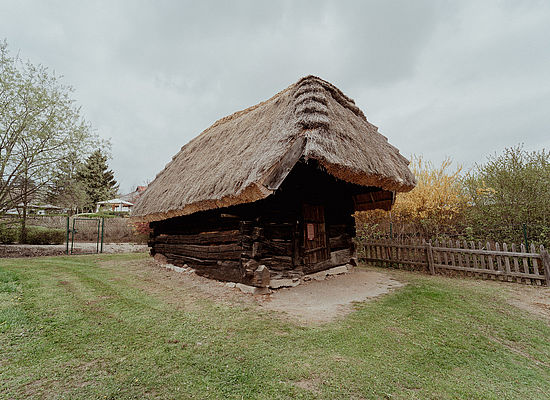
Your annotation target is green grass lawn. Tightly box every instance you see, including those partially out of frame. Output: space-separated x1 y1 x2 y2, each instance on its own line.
1 253 549 399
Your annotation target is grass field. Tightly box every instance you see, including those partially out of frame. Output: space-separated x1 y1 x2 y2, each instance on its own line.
1 253 549 399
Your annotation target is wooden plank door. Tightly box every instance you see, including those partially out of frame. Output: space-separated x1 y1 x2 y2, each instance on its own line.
302 203 329 268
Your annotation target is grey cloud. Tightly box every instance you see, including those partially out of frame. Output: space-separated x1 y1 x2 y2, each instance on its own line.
1 0 548 191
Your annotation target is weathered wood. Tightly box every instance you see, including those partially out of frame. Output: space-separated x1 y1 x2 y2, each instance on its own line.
257 256 293 271
530 243 539 275
540 246 550 286
456 240 463 270
263 136 306 190
363 257 428 268
252 265 271 287
479 242 487 270
252 242 262 259
360 237 546 286
503 243 512 281
259 239 292 256
521 243 530 275
426 242 435 275
495 242 503 273
432 263 544 279
487 242 494 271
155 230 240 245
430 246 540 258
156 242 242 260
471 241 478 269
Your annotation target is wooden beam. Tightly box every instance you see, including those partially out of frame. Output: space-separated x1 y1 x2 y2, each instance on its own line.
262 136 306 190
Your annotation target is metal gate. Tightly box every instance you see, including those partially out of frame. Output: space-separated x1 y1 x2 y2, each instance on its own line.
65 217 105 254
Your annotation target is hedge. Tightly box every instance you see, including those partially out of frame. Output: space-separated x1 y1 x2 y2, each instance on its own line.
0 225 65 245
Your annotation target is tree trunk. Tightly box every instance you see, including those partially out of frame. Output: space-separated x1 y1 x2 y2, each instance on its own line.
20 204 27 243
20 169 29 244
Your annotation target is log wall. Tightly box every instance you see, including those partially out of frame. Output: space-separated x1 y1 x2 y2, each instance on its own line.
149 160 379 286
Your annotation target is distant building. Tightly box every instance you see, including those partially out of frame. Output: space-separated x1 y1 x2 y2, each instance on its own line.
96 198 134 213
6 204 66 215
120 185 147 204
96 186 147 213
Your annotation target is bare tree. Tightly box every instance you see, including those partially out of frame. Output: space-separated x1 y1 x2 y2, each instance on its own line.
0 40 102 241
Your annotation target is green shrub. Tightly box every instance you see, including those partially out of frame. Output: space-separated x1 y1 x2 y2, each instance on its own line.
0 224 18 244
75 212 127 219
24 226 65 245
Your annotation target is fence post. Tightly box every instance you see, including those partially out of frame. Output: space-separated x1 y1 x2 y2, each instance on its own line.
426 242 435 275
540 247 550 286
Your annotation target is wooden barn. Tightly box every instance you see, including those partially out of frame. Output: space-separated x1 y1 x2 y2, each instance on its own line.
132 76 415 287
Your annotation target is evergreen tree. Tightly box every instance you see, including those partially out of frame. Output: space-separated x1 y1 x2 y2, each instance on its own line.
78 150 119 211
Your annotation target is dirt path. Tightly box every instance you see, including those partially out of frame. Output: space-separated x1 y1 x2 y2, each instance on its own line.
504 284 550 322
0 243 148 258
258 269 404 324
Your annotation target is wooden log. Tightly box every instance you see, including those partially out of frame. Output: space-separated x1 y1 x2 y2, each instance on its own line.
259 239 293 256
503 242 512 281
434 239 440 266
471 241 478 269
240 221 254 235
263 135 305 190
442 239 449 266
399 245 540 258
456 240 463 270
252 227 264 241
540 246 550 286
487 242 495 272
252 265 271 287
426 242 435 275
511 243 521 283
479 242 487 271
156 242 242 260
520 243 532 285
433 263 544 279
463 240 470 269
257 256 293 271
495 242 503 274
363 257 427 268
252 242 262 259
530 243 540 275
155 229 240 245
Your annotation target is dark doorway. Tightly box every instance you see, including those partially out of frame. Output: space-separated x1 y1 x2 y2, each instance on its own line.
302 203 329 270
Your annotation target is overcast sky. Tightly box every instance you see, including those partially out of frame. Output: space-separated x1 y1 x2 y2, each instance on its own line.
2 0 549 192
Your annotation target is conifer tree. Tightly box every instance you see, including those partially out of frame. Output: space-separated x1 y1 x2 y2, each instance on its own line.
78 150 118 211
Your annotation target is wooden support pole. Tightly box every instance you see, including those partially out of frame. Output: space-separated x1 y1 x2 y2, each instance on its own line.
426 242 435 275
540 247 550 286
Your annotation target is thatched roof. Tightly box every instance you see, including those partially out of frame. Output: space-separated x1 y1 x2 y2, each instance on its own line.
132 76 415 222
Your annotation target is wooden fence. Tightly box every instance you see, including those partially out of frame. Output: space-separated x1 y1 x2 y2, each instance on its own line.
360 238 550 286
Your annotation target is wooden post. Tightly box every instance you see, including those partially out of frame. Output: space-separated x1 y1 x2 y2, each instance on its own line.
540 246 550 287
426 242 435 275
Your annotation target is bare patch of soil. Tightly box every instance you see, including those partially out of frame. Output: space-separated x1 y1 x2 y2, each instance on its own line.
291 378 322 394
259 269 404 324
504 284 550 323
120 258 404 324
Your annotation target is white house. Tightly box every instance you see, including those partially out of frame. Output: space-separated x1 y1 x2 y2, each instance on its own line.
96 198 134 213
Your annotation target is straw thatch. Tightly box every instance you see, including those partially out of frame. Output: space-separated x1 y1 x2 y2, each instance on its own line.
132 76 415 222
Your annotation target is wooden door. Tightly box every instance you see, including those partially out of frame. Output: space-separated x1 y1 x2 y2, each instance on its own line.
302 203 329 268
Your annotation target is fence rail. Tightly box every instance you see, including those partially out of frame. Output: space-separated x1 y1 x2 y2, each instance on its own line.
361 238 550 286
